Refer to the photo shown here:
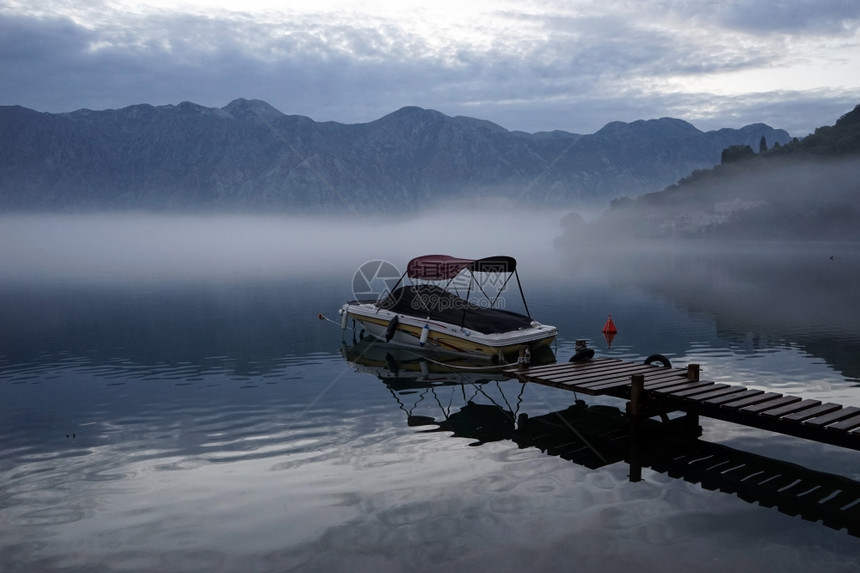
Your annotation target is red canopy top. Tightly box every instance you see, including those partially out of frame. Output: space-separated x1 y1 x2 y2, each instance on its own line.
406 254 517 280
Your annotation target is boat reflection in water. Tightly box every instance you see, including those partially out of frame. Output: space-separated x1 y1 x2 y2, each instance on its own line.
342 339 860 538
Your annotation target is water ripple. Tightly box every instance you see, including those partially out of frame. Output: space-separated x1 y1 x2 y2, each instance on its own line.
2 271 860 572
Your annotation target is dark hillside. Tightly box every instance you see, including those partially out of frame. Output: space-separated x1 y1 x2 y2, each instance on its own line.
787 104 860 155
559 105 860 242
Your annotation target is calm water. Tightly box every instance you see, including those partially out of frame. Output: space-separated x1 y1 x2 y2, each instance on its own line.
2 215 860 572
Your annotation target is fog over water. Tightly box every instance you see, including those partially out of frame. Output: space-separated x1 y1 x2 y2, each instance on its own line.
0 208 566 284
6 209 860 387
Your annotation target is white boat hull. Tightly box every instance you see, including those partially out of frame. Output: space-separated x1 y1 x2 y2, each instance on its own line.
341 302 557 361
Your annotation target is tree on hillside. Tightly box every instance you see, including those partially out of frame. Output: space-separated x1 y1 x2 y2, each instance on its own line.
799 104 860 155
721 144 755 164
759 136 767 153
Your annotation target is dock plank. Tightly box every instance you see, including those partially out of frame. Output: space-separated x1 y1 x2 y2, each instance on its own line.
577 369 680 386
512 359 627 377
643 378 711 392
537 370 644 385
653 381 718 396
703 389 763 406
827 413 860 432
561 373 635 386
803 406 860 428
741 395 801 415
508 359 611 376
572 380 638 393
781 403 841 423
760 399 821 419
641 371 698 386
581 377 685 395
687 386 748 402
584 371 686 392
720 392 782 410
535 363 682 385
561 378 630 393
515 363 611 379
669 383 730 398
530 367 643 384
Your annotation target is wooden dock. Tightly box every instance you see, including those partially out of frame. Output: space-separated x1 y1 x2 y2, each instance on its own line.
509 403 860 537
506 357 860 452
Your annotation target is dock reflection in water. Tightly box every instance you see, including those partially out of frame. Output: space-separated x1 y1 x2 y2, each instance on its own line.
343 339 860 538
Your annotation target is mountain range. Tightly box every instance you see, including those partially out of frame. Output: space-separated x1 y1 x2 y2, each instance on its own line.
0 99 790 212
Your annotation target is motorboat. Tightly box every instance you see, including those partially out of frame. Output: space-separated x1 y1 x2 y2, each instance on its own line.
339 254 557 363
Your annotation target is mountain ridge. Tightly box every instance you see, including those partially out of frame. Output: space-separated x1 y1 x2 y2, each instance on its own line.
0 99 790 212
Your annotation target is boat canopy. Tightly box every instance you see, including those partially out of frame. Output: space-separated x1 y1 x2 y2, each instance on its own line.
378 285 533 334
406 255 517 280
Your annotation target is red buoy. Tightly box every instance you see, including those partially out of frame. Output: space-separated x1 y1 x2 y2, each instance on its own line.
602 314 618 334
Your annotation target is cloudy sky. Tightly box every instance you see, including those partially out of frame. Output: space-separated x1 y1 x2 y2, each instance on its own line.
2 0 859 136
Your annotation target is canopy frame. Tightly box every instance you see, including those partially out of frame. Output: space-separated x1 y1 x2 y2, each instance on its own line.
380 254 531 320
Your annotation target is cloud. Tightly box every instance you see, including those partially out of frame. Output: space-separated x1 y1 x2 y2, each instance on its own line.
702 0 860 35
1 1 858 136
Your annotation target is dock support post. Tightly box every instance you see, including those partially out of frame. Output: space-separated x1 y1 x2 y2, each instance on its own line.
685 364 700 426
627 373 646 483
628 373 645 419
687 363 700 381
